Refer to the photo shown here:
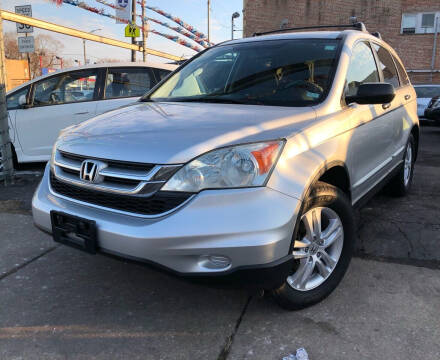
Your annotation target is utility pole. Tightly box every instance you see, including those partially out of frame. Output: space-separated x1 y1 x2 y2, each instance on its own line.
430 16 439 83
141 0 147 62
25 33 31 79
0 14 14 184
207 0 211 43
83 29 101 66
131 0 136 62
83 38 87 65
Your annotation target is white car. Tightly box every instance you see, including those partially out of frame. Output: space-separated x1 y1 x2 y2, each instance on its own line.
5 62 177 165
414 84 440 118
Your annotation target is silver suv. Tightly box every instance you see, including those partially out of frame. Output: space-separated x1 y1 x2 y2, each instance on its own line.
33 24 419 309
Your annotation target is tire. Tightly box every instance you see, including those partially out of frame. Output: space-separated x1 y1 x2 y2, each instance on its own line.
272 181 355 310
386 134 415 197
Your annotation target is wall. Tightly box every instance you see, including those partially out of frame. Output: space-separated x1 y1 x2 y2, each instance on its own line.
243 0 440 83
5 59 30 92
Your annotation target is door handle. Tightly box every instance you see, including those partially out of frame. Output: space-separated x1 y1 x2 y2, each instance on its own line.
382 103 391 110
74 111 89 115
404 94 411 100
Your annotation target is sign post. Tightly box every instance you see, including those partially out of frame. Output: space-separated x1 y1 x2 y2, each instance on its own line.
0 14 14 184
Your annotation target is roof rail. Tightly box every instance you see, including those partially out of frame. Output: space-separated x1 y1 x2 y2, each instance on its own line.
371 31 382 39
253 22 367 37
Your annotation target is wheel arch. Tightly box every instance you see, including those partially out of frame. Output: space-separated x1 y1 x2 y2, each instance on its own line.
302 160 352 203
410 124 419 160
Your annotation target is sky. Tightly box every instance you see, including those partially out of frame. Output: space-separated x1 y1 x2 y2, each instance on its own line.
0 0 243 64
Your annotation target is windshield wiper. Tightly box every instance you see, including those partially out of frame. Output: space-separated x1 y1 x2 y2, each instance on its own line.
159 96 259 105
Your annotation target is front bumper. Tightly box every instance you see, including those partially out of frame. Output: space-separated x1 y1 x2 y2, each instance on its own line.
33 164 300 288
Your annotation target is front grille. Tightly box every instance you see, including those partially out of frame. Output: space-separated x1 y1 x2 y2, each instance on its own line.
60 151 156 173
52 149 182 196
50 172 193 216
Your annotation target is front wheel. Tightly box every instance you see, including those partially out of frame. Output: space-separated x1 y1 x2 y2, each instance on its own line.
272 182 355 310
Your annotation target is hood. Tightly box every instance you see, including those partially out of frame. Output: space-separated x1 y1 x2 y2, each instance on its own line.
57 101 316 164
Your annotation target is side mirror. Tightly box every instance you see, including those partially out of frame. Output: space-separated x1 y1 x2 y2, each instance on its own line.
345 83 395 105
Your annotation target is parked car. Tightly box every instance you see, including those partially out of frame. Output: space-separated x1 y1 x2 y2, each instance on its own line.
424 95 440 122
413 84 440 118
33 24 419 310
5 62 177 165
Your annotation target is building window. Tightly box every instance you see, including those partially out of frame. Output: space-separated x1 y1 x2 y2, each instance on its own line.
401 12 439 34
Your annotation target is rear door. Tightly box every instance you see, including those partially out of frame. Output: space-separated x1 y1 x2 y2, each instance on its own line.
14 68 100 160
391 53 418 153
371 43 407 169
94 66 156 114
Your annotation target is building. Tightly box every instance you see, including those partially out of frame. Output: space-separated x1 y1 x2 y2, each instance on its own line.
243 0 440 83
5 59 31 91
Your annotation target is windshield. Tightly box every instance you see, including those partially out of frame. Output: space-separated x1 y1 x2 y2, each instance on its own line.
146 39 340 107
415 86 440 98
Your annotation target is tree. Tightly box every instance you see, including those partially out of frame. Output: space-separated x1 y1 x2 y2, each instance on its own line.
4 32 64 78
96 58 124 64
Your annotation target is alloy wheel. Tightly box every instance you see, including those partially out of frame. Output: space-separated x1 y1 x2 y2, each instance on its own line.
404 142 412 186
288 206 344 291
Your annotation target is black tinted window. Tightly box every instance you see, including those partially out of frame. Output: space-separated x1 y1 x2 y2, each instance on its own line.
345 42 379 97
393 56 410 85
373 44 400 88
415 86 440 98
105 68 152 99
156 69 171 81
149 39 341 107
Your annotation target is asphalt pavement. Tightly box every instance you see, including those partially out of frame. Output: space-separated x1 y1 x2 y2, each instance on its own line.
0 125 439 359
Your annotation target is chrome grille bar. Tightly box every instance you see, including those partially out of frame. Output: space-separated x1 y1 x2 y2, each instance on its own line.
52 149 181 195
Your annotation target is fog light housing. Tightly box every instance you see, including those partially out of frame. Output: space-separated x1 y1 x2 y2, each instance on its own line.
198 255 231 270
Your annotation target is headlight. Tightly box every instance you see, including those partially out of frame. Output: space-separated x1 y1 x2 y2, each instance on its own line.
162 140 285 192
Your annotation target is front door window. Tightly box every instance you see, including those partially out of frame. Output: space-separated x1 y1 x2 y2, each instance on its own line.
33 70 98 106
345 42 380 99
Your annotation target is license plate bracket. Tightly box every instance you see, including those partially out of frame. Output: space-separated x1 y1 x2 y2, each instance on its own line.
51 211 97 254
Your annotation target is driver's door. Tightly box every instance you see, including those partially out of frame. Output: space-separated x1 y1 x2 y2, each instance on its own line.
15 69 100 161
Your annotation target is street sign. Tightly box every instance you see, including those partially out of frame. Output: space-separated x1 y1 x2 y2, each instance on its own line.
125 24 140 38
18 36 34 53
116 0 131 24
15 5 33 33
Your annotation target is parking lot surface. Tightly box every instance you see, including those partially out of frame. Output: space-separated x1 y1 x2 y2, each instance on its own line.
1 125 439 359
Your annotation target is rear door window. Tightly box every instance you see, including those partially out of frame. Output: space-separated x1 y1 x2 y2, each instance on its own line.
372 44 400 88
392 56 410 86
105 67 153 99
155 68 172 81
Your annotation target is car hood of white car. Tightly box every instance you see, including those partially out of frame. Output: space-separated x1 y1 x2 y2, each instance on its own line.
57 101 317 164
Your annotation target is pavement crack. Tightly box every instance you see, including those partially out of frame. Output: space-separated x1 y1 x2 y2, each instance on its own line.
0 245 59 281
217 295 252 360
395 223 414 258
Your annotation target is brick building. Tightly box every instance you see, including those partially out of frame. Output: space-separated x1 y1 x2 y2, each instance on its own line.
243 0 440 83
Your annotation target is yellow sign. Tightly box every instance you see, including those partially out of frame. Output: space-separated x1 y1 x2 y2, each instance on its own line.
125 24 140 38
